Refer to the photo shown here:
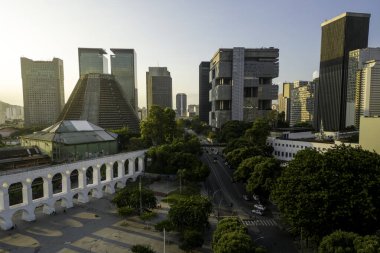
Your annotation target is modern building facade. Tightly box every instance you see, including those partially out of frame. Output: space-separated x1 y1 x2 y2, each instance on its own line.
176 93 187 117
346 48 380 128
289 81 315 126
278 82 294 122
57 73 140 133
110 49 138 111
357 60 380 124
146 67 172 112
188 104 199 117
21 57 64 128
209 47 279 128
359 116 380 154
199 62 211 123
316 12 370 131
78 48 108 77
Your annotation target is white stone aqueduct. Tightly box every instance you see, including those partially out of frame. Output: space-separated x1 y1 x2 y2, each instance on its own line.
0 150 147 230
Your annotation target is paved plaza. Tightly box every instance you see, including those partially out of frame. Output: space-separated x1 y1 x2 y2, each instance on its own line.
0 180 213 253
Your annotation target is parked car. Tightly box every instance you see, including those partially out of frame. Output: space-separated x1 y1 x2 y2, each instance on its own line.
254 204 266 211
243 194 249 201
252 194 259 201
252 209 264 215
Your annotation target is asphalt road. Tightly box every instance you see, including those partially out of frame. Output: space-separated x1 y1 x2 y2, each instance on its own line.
201 146 297 253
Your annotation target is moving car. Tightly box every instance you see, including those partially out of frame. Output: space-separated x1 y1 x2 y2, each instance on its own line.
254 204 266 211
252 209 264 215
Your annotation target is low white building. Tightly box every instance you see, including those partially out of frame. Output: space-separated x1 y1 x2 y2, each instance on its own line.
267 131 359 161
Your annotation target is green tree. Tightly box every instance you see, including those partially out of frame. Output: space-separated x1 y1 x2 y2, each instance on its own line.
246 158 281 199
218 120 251 143
244 118 271 146
141 105 176 145
131 244 156 253
354 235 380 252
223 138 252 155
212 218 247 246
213 231 253 253
233 156 266 182
272 146 380 238
168 195 212 232
112 186 157 213
180 229 204 252
110 127 140 150
318 230 359 253
226 146 265 169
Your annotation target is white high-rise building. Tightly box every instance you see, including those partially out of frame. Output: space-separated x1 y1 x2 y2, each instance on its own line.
346 48 380 128
358 60 380 124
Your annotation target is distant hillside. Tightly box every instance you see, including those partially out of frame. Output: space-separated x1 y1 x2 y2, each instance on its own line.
0 100 23 121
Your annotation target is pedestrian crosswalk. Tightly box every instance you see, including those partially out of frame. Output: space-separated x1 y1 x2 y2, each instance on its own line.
241 219 278 227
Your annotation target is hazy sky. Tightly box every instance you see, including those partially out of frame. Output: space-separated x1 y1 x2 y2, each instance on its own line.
0 0 379 107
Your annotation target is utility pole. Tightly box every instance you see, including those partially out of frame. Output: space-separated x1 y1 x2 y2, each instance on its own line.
163 228 166 253
139 176 142 215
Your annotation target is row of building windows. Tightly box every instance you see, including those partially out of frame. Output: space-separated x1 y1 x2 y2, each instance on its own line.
274 151 296 158
270 142 307 149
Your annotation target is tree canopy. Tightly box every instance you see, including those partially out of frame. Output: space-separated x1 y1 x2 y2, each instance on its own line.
218 120 251 143
131 244 156 253
246 157 281 199
141 105 177 145
212 217 256 253
318 230 380 253
244 118 271 146
168 195 212 232
112 185 157 213
233 156 267 182
146 136 209 180
272 145 380 238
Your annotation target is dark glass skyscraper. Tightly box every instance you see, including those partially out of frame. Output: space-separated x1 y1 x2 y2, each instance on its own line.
146 67 172 113
199 62 210 123
110 49 137 111
316 12 370 131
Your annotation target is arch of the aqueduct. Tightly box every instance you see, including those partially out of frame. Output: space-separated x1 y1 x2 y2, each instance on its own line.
0 150 146 230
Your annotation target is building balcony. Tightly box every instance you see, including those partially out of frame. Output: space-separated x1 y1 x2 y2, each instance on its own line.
213 85 232 101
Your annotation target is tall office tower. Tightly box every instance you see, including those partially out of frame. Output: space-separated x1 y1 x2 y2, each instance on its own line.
110 49 138 111
346 48 380 128
289 81 316 126
316 12 370 131
199 62 211 123
146 67 172 112
78 48 108 77
176 93 187 117
21 57 64 127
57 73 140 133
278 82 294 122
354 60 380 129
209 48 279 128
